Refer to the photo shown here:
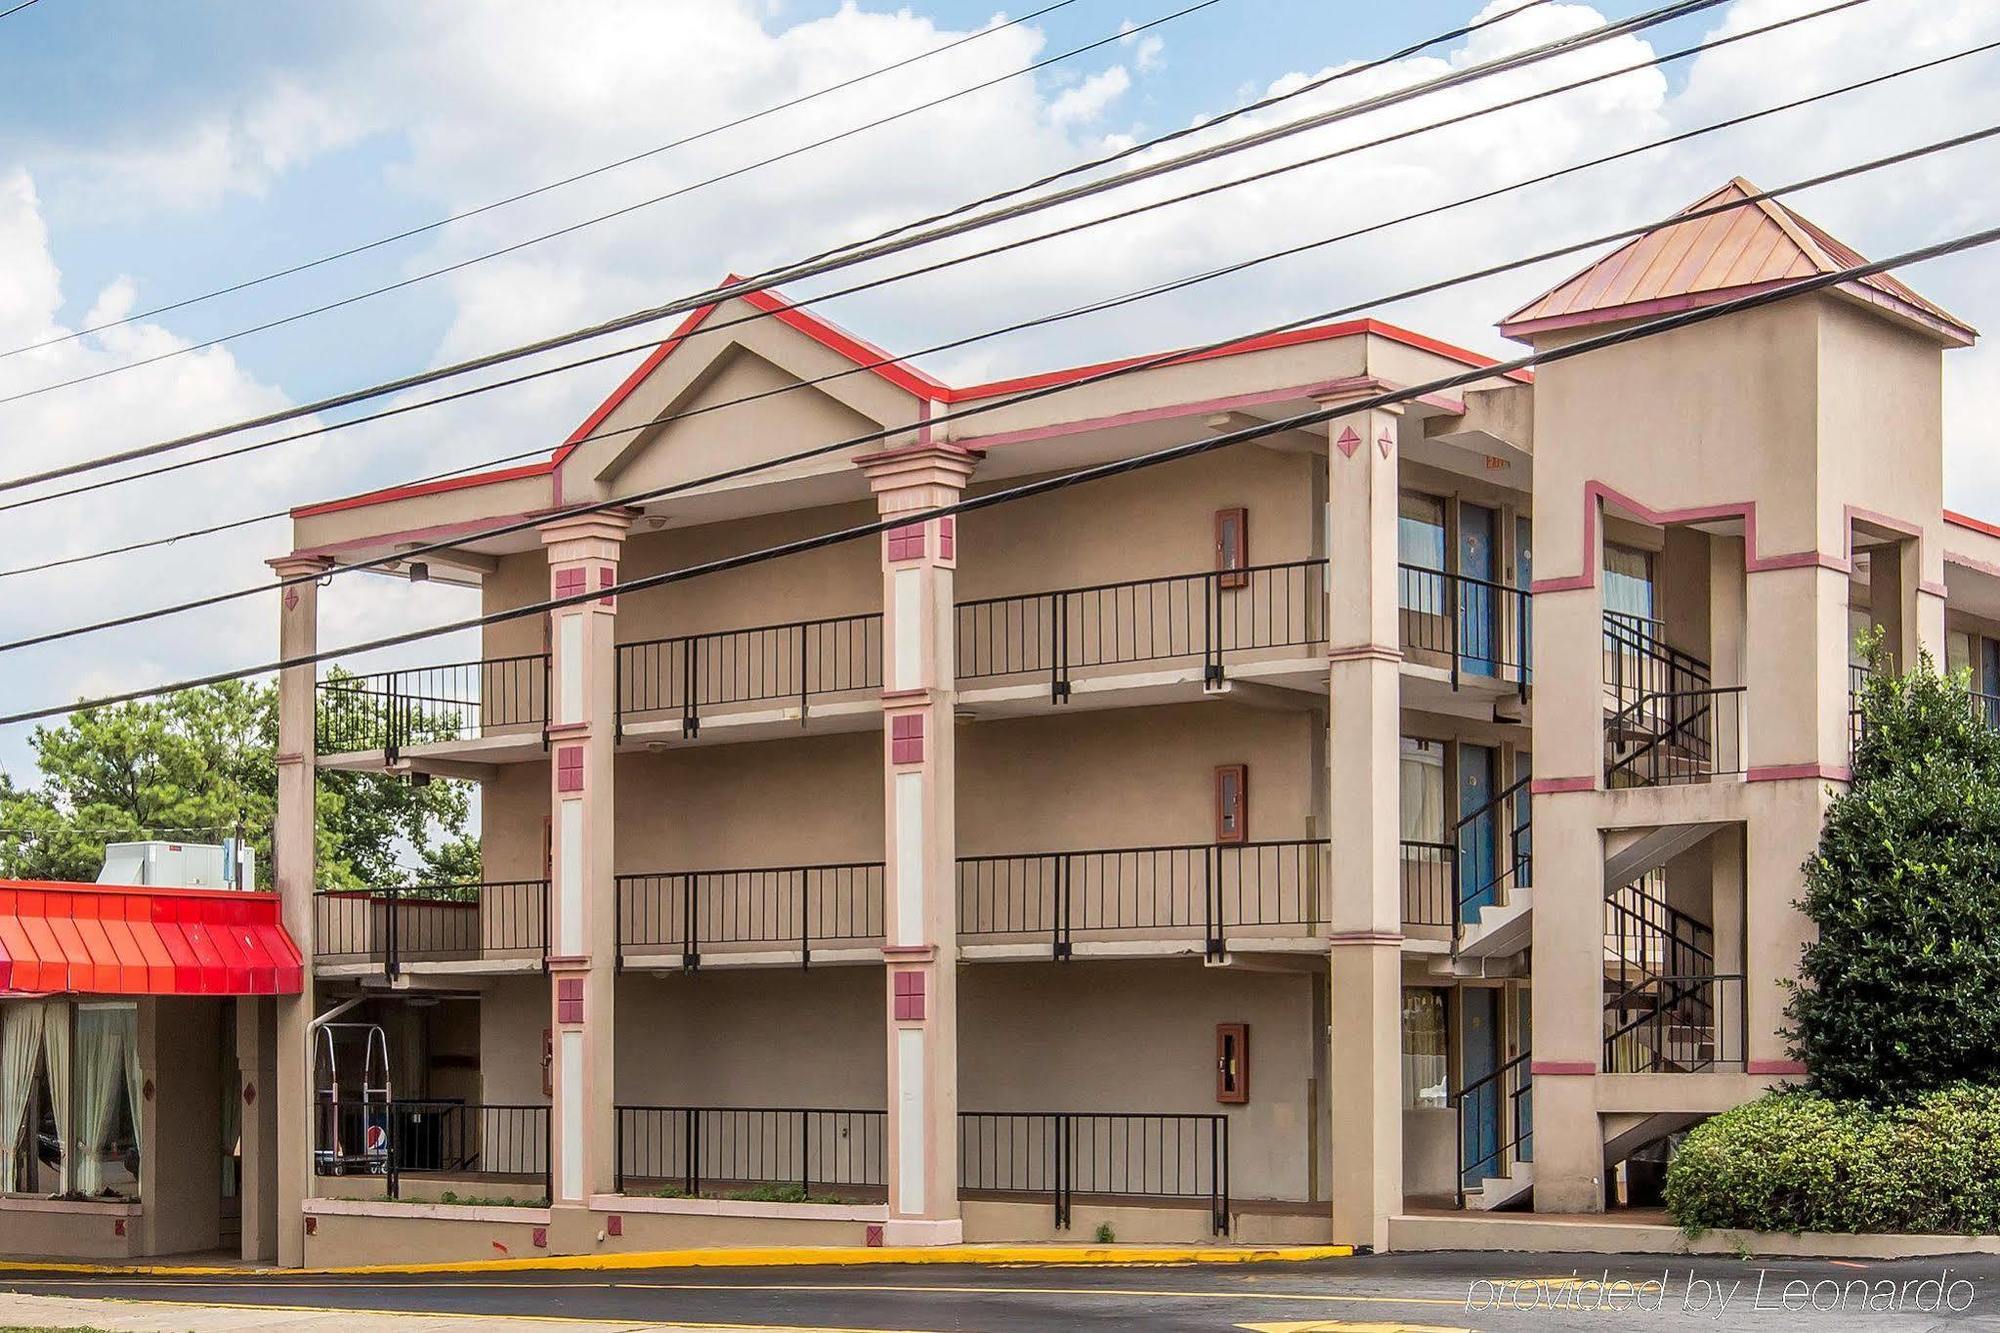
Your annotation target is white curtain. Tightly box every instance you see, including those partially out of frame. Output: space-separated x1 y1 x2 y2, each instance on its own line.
124 1019 143 1169
73 1006 131 1198
42 1002 70 1196
1399 743 1446 842
0 1004 45 1193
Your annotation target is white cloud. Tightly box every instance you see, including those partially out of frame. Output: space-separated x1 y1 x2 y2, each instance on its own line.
1049 66 1133 126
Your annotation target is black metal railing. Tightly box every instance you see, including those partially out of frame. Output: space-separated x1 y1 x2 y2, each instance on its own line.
614 1106 886 1199
1399 839 1457 928
1603 611 1710 715
1604 974 1746 1074
312 881 549 977
615 613 882 739
615 863 885 968
1848 662 1873 752
314 1100 550 1202
956 838 1328 960
1605 686 1744 788
1454 1051 1532 1208
1974 690 2000 730
1397 564 1531 695
1605 877 1715 1003
955 559 1325 702
960 1111 1229 1234
315 655 548 758
1451 774 1531 951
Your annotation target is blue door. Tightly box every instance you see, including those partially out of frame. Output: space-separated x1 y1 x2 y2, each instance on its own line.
1459 504 1497 675
1461 988 1501 1187
1457 744 1498 920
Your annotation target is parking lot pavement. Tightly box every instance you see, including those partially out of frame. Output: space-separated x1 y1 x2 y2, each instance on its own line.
1 1251 1997 1330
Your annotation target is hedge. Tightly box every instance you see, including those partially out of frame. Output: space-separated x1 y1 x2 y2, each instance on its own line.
1664 1085 2000 1235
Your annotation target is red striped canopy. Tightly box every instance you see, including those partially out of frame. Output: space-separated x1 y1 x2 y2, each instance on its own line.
0 881 303 996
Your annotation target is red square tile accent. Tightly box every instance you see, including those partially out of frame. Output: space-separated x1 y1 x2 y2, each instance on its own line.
885 522 925 563
533 1226 549 1248
893 970 926 1021
554 567 586 598
938 516 955 560
557 977 584 1025
598 566 616 606
607 1214 623 1237
304 1216 317 1237
866 1223 884 1247
890 713 924 765
556 745 585 792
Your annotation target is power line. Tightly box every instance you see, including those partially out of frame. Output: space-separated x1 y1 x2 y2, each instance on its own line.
0 0 1227 409
3 32 1969 584
9 115 1978 659
0 0 1725 494
3 219 1989 730
4 123 1988 661
0 0 1830 517
0 0 44 18
0 1 1083 365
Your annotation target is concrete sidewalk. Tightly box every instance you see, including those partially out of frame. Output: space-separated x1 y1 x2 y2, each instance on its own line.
0 1290 681 1331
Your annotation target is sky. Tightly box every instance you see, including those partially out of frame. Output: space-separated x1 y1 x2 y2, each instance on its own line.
0 0 1995 788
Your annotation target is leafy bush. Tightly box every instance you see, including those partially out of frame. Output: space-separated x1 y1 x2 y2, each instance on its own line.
1665 1085 2000 1235
1788 652 2000 1101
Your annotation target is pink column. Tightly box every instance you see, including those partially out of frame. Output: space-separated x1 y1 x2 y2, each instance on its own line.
268 554 327 1269
857 442 977 1246
540 511 633 1230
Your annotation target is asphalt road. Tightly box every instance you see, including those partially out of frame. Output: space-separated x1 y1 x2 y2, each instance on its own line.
4 1250 2000 1331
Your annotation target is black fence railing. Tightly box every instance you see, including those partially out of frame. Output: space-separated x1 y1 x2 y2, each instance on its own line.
956 839 1328 960
1604 974 1746 1074
1604 878 1715 1004
615 614 882 739
614 1106 886 1199
1399 839 1456 928
954 559 1325 702
1848 662 1873 753
615 863 885 968
315 655 548 757
1397 564 1531 695
1605 686 1744 788
1603 611 1710 715
960 1111 1229 1234
312 881 549 977
1454 1051 1531 1207
314 1100 550 1202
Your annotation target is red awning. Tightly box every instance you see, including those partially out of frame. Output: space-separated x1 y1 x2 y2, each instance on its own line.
0 881 303 996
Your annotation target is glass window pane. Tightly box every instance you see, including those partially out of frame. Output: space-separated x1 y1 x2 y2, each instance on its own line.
1603 543 1655 621
1401 989 1448 1109
1398 493 1446 571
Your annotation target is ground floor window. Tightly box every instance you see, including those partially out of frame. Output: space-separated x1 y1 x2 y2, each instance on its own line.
0 1001 140 1200
1401 988 1448 1109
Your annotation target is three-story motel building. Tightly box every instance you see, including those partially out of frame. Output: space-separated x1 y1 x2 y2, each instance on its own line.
1 180 1993 1264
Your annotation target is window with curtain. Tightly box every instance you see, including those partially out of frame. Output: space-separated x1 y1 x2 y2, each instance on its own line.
0 1001 140 1200
1399 738 1446 843
1398 492 1447 618
1401 988 1449 1109
1603 542 1657 624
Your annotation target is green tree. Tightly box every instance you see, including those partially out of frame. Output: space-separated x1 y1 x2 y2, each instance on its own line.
1787 647 2000 1101
0 681 478 890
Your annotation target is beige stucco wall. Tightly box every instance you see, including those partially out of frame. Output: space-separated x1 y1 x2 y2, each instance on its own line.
594 959 1315 1203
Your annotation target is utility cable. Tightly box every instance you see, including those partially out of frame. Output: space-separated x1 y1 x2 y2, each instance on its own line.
0 0 1227 408
4 218 1988 729
2 121 1987 660
0 0 1848 516
0 1 1082 364
6 30 1962 582
0 0 1727 492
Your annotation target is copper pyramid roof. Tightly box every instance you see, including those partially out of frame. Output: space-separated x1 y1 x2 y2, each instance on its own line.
1498 178 1974 346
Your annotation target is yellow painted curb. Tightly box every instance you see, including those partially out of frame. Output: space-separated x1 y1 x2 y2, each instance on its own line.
0 1243 1353 1278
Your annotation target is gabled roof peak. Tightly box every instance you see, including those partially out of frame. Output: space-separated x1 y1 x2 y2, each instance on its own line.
1498 179 1974 347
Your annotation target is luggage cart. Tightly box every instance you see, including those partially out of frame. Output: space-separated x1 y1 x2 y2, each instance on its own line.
313 1022 392 1176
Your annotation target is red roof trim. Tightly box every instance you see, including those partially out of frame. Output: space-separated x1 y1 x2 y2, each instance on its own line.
298 280 1527 523
1946 509 2000 540
291 461 553 520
